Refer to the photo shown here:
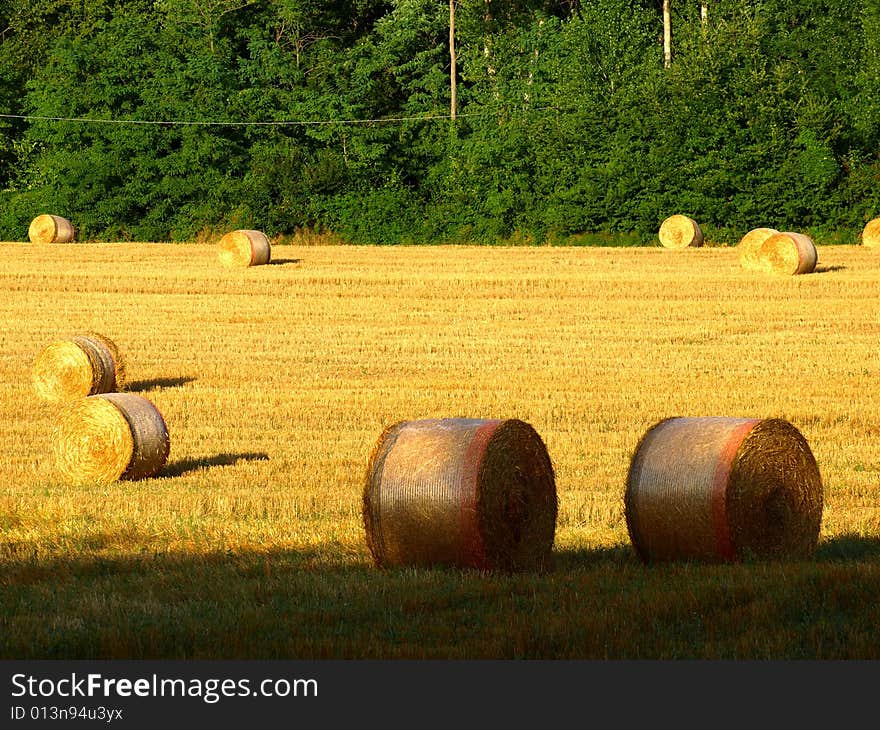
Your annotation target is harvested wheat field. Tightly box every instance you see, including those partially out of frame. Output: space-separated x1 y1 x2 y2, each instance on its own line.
1 241 880 659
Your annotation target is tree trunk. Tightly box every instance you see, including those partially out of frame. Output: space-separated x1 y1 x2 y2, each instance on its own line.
663 0 671 68
450 0 457 120
701 2 708 25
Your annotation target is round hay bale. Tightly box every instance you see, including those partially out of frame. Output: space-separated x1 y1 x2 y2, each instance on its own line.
32 334 125 404
28 214 75 244
757 232 817 275
737 227 778 270
658 214 704 249
217 229 271 267
625 417 823 563
862 217 880 248
52 393 170 485
363 418 557 571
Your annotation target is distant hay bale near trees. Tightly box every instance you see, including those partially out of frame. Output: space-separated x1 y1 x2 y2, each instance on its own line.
862 218 880 248
757 232 818 275
737 227 778 270
363 418 557 572
217 230 271 267
52 393 170 485
625 417 823 563
658 215 703 249
32 334 124 404
28 215 74 244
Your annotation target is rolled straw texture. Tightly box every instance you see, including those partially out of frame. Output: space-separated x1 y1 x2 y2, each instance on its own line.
757 232 817 275
52 393 170 485
28 214 75 243
363 418 557 571
625 417 823 563
658 215 704 249
862 218 880 248
32 334 125 404
737 227 778 270
217 229 271 267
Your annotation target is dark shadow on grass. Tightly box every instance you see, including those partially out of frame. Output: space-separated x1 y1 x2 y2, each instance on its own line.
551 544 636 571
268 258 301 266
127 376 196 393
816 534 880 562
554 537 880 568
814 264 846 273
161 452 269 478
5 539 880 659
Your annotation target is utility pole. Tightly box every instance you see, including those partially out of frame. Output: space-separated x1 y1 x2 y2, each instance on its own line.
663 0 671 68
450 0 457 120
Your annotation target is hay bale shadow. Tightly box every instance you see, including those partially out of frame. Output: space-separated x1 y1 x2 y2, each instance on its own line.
816 534 880 561
814 265 846 274
551 544 636 570
127 376 196 393
162 452 269 478
268 258 301 266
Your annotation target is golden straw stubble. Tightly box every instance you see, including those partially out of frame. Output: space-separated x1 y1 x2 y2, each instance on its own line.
757 232 818 275
862 217 880 248
28 214 75 244
217 230 271 267
32 334 125 404
52 393 170 485
625 417 823 563
658 214 704 249
363 418 557 572
737 227 778 270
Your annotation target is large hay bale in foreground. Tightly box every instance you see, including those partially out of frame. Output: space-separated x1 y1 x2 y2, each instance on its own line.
32 334 125 404
28 214 75 244
363 418 557 571
658 214 704 249
757 232 817 275
625 417 823 563
737 227 778 270
862 217 880 248
217 229 271 267
52 393 170 485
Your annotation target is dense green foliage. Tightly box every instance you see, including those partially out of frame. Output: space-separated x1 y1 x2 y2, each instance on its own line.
1 0 878 243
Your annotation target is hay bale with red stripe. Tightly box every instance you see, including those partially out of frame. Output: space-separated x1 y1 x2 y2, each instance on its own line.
32 334 125 404
625 417 823 563
737 227 778 270
862 218 880 248
363 418 557 571
28 214 75 244
217 229 271 267
52 393 170 485
658 215 704 249
757 232 817 275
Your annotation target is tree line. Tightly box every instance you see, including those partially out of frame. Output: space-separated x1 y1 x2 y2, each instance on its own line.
1 0 878 245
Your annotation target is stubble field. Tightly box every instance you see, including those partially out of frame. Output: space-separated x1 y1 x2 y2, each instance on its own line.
1 241 879 658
